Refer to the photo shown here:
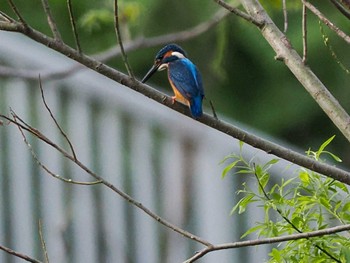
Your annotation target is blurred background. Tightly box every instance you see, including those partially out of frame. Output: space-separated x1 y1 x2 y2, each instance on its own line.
0 0 349 262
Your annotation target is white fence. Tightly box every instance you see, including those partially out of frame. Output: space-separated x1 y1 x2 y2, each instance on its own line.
0 31 289 263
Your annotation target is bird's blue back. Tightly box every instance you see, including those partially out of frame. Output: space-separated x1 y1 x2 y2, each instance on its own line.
168 58 204 117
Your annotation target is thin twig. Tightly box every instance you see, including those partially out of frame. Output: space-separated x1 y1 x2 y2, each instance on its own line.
66 0 81 53
11 110 101 185
0 243 42 263
209 100 218 119
38 220 50 263
40 0 62 41
95 9 229 63
302 3 308 63
7 0 27 25
0 11 15 22
0 9 230 80
184 224 350 262
0 112 212 247
282 0 288 33
330 0 350 20
319 22 350 74
240 0 350 143
113 0 134 78
213 0 263 27
303 0 350 44
38 76 77 160
0 9 229 81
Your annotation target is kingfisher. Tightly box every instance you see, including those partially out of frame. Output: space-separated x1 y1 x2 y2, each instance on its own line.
142 44 204 118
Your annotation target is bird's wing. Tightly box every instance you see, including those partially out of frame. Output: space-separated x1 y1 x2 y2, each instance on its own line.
168 58 204 101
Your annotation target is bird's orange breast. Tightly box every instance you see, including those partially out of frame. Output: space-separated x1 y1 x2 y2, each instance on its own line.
168 78 189 105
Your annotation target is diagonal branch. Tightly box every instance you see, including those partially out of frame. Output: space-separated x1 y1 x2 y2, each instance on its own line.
96 9 230 62
236 0 350 143
330 0 350 20
113 0 133 78
213 0 262 27
303 0 350 44
0 9 229 81
38 76 77 160
66 0 81 52
7 0 27 25
0 112 213 247
12 110 102 185
41 0 62 41
0 20 349 185
184 223 350 262
0 243 42 263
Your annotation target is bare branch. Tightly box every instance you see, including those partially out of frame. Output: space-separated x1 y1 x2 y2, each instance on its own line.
7 0 27 25
11 110 102 185
319 22 350 74
303 0 350 44
66 0 82 52
0 20 22 31
238 0 350 144
0 112 213 247
184 224 350 262
96 9 230 62
38 76 77 160
113 0 133 78
213 0 263 27
282 0 288 33
40 0 62 41
0 10 15 22
330 0 350 20
38 220 50 263
0 243 42 263
302 3 308 63
0 9 229 81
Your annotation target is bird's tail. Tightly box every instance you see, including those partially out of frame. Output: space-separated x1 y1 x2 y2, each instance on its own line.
190 96 203 118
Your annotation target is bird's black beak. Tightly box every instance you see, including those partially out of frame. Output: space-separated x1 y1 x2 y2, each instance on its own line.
141 63 160 83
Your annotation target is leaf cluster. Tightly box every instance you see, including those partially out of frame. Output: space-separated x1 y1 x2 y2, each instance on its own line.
222 137 350 262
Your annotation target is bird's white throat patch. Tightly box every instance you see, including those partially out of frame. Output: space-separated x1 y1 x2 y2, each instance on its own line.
158 64 168 71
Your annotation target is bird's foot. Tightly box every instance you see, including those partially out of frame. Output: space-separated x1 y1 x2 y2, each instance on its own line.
171 96 176 104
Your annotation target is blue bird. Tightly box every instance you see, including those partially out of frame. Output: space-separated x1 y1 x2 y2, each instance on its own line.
142 44 204 118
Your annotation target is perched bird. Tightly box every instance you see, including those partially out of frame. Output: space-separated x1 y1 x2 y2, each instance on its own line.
142 44 204 118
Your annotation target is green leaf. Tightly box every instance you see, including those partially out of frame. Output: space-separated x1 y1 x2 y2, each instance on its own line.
231 194 256 215
323 150 342 162
318 135 335 153
299 170 310 186
241 224 266 238
341 246 350 263
316 135 335 160
262 158 279 170
269 248 282 262
222 159 240 178
260 172 270 189
342 202 350 213
319 197 331 210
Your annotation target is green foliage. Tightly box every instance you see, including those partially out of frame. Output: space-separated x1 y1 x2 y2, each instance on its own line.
79 1 141 33
79 9 114 32
222 138 350 262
